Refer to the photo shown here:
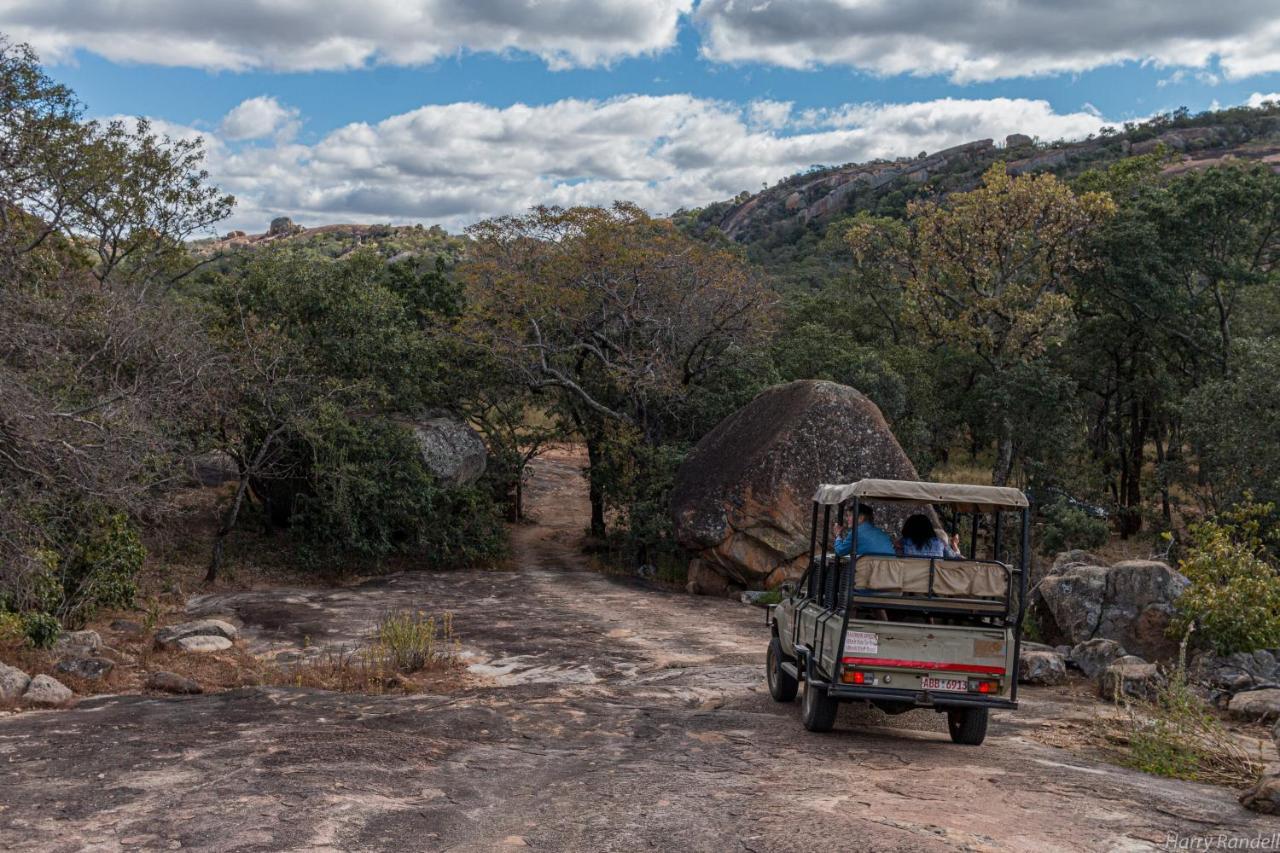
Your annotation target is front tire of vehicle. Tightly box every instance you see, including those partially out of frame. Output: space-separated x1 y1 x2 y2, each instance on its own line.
801 680 839 732
767 636 799 702
946 708 989 745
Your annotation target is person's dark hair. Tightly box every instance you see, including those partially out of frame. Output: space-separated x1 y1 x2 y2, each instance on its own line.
901 513 936 548
856 503 875 523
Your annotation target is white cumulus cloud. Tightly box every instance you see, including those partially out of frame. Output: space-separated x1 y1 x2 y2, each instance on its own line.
695 0 1280 82
220 96 300 142
167 93 1111 234
0 0 691 71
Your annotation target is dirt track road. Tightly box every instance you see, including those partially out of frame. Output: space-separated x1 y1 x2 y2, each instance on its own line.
0 448 1271 851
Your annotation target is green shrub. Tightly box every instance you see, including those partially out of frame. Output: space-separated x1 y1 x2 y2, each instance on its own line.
20 611 61 648
290 411 505 569
1172 501 1280 655
0 611 24 646
1039 501 1110 557
59 510 144 624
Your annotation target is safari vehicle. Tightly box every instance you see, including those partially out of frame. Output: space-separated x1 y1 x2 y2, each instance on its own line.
766 479 1030 746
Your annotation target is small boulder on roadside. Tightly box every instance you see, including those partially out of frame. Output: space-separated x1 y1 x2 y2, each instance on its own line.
686 558 739 598
55 657 114 682
1019 650 1068 685
1241 775 1280 815
1052 549 1104 571
0 663 31 701
154 619 239 650
53 630 101 656
1070 638 1127 679
1099 656 1163 702
1227 688 1280 724
146 671 203 695
109 619 146 638
22 674 74 708
175 635 232 654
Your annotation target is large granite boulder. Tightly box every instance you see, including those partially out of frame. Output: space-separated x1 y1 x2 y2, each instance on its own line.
670 380 924 588
411 416 487 487
1036 559 1189 661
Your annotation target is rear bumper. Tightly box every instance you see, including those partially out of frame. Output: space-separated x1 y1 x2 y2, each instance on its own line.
827 683 1018 711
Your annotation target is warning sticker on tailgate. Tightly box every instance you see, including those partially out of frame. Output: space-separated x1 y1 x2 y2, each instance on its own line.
843 631 879 655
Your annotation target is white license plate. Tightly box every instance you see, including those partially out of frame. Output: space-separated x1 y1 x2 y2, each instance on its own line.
921 676 967 692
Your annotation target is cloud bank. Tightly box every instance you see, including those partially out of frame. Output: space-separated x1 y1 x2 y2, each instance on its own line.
188 93 1107 233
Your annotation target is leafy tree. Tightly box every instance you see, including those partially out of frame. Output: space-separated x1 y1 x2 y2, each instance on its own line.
847 164 1115 484
463 203 776 536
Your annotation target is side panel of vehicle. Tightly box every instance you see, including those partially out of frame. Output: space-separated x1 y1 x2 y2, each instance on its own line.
820 619 1014 698
772 597 795 647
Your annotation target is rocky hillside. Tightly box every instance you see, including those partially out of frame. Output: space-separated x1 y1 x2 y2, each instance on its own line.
190 217 465 270
682 103 1280 253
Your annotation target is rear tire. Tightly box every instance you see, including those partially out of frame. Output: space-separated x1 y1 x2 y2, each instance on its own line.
801 680 839 732
767 636 798 702
946 708 988 745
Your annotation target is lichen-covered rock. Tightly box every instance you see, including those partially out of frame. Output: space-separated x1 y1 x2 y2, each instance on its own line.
176 635 233 654
411 416 487 486
268 216 300 236
55 657 114 681
670 380 924 588
1070 638 1127 679
1018 650 1067 685
1052 550 1103 571
1191 649 1280 693
22 674 73 708
53 630 101 656
1098 656 1163 702
155 619 239 650
1036 560 1189 661
0 663 31 701
1227 688 1280 723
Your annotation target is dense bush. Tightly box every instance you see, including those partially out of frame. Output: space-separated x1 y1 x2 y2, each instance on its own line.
1172 501 1280 655
1038 501 1111 557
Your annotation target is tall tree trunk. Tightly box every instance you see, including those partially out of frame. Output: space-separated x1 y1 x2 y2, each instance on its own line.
206 472 251 583
992 416 1014 487
585 433 606 538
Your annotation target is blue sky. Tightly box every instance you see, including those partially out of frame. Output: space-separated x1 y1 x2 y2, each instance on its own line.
8 1 1280 232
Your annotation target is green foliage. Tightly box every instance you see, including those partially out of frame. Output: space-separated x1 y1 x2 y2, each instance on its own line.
1107 664 1261 787
593 426 688 563
289 410 505 568
1173 501 1280 655
374 610 458 673
20 612 61 649
1038 501 1110 557
58 509 145 624
0 611 25 646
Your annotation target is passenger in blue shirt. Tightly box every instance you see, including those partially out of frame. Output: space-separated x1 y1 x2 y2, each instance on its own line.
832 504 896 557
899 513 964 559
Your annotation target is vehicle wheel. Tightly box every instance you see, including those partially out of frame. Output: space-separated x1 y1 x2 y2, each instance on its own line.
801 680 839 732
766 636 798 702
946 708 988 745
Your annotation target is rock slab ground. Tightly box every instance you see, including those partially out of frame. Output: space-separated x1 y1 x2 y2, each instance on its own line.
0 447 1271 851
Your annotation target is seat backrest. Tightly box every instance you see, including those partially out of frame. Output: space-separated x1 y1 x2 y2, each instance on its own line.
854 556 1007 598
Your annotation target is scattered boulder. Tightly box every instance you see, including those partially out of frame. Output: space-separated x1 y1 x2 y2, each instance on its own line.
1241 775 1280 815
1070 638 1127 679
55 657 114 681
155 619 239 650
224 229 246 239
1227 688 1280 724
53 630 101 656
686 558 738 598
1018 650 1067 685
190 450 240 487
670 380 927 588
739 591 774 607
0 663 31 701
410 416 487 486
1098 655 1163 702
1036 559 1189 661
1192 649 1280 693
109 619 146 638
21 674 73 708
146 671 203 695
1005 133 1034 148
175 635 232 654
268 216 300 236
1052 549 1104 571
